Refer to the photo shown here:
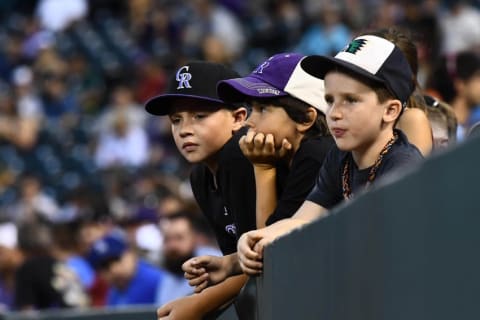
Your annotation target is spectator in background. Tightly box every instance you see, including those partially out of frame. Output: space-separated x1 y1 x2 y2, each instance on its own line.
295 3 351 56
93 109 149 169
11 65 43 150
156 212 215 306
87 230 165 307
448 51 480 140
0 222 22 312
14 221 88 310
0 80 41 151
49 220 96 292
424 94 457 150
6 174 59 224
182 0 246 61
93 85 149 169
35 0 88 33
0 31 28 82
439 0 480 55
34 47 79 121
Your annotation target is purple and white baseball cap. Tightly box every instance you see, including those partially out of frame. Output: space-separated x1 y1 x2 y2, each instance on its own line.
301 35 415 106
217 53 328 114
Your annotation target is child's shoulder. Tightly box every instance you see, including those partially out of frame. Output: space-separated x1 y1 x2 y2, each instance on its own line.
297 135 336 162
384 130 424 168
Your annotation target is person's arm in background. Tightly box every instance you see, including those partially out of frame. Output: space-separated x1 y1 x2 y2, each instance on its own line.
157 274 248 320
396 108 432 156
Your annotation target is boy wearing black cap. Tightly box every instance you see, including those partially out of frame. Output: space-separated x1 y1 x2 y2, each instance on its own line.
146 62 255 319
236 34 424 275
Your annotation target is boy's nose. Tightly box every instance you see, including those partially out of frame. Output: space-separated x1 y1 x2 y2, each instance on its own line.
179 121 194 137
328 104 342 121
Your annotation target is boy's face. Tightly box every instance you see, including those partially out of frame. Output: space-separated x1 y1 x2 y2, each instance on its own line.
246 102 298 148
169 102 243 166
324 71 390 152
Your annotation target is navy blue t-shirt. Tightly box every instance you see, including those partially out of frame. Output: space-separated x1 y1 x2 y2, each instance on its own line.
306 130 423 209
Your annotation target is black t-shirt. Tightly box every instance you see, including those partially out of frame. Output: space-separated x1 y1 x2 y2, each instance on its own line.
190 128 256 255
266 135 334 225
191 128 335 254
307 130 423 209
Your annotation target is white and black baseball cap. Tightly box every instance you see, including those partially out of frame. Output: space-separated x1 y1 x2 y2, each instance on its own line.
145 61 240 115
217 53 328 114
300 35 415 106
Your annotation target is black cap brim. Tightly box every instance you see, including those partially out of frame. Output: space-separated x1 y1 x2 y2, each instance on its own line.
145 94 226 116
300 55 385 87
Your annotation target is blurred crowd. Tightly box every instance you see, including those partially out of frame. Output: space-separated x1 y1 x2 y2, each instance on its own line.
0 0 480 313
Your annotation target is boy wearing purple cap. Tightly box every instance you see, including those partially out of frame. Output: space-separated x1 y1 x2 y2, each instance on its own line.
182 53 334 292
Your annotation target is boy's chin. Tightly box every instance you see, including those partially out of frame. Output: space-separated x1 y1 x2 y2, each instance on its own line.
333 140 352 151
182 153 210 164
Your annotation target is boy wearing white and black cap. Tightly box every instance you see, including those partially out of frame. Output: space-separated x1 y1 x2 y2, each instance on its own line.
236 33 424 276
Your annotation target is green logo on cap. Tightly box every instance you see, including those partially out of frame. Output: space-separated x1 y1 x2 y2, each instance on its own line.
344 39 367 54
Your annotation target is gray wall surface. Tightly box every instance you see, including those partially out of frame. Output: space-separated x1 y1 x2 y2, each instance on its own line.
257 135 480 320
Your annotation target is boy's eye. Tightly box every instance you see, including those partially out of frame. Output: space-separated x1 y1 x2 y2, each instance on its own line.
169 116 181 124
345 95 358 104
194 113 209 119
324 95 334 107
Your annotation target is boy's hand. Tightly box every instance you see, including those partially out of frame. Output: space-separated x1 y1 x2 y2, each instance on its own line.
239 129 292 168
182 255 231 293
157 295 203 320
237 230 267 275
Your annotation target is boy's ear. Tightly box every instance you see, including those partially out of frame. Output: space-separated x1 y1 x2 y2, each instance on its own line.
231 107 248 131
383 99 403 124
296 107 317 133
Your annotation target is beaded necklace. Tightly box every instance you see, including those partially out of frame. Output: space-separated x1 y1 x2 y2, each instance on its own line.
342 131 398 199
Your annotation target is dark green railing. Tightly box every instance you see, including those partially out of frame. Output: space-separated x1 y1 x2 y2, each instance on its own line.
255 135 480 320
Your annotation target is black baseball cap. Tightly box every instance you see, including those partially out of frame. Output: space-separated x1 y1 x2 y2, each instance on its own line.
145 61 240 115
301 35 415 106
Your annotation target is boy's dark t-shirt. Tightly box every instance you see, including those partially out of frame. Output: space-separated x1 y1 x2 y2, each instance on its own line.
266 135 334 225
190 127 256 255
307 130 423 209
191 128 335 254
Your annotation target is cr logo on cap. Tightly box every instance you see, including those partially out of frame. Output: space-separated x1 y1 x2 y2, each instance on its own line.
176 66 192 89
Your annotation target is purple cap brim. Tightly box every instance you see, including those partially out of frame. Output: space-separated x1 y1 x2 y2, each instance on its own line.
217 75 289 103
145 94 225 115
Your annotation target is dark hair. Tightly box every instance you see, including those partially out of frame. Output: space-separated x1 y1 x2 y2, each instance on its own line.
455 51 480 81
369 27 427 112
250 96 330 138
